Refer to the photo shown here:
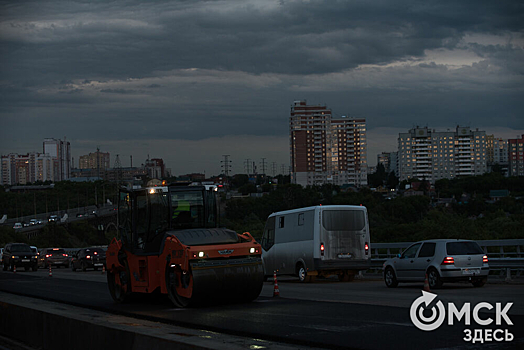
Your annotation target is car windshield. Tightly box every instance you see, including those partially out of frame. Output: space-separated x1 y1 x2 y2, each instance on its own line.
49 249 65 254
11 244 31 252
446 242 484 255
170 190 206 229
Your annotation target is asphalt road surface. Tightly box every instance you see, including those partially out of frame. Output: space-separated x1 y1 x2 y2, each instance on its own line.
1 269 523 349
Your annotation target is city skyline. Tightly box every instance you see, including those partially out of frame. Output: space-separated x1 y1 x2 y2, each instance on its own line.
1 1 523 176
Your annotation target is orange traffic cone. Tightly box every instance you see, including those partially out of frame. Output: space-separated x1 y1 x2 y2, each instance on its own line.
423 274 430 292
13 265 16 273
273 271 280 297
49 265 53 277
101 265 106 275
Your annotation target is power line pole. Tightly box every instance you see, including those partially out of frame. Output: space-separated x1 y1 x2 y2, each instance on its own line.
221 155 231 185
281 164 286 175
114 154 122 238
244 159 251 175
260 158 267 175
114 154 122 186
96 146 100 179
271 162 277 177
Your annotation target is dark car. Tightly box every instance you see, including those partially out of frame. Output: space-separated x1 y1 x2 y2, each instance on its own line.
39 248 69 268
2 243 38 271
71 248 106 272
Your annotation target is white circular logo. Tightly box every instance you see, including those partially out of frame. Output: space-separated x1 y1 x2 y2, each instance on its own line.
410 291 446 331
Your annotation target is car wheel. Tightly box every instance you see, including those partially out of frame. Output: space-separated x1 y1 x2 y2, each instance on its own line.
32 264 37 272
2 263 7 271
428 268 443 289
472 277 487 288
81 261 87 272
71 264 76 272
94 267 99 271
297 263 308 283
384 267 398 288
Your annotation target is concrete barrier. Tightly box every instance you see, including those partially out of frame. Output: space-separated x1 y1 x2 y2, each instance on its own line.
0 292 301 350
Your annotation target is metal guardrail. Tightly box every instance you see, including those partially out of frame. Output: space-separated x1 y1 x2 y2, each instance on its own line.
370 239 524 281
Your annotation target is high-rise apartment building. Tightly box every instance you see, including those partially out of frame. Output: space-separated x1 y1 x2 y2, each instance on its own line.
486 135 509 175
1 153 55 185
144 158 166 179
78 151 111 171
398 126 487 183
1 138 70 185
43 138 71 181
508 135 524 177
376 152 399 177
290 100 367 187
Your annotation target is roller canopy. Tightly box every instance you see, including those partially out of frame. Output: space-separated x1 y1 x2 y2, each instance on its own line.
170 228 239 246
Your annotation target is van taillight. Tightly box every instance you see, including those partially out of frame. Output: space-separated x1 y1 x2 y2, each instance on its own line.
441 256 454 265
483 255 488 263
320 243 325 256
365 242 369 255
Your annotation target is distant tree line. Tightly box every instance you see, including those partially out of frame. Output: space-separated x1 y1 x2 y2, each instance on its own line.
224 173 524 242
1 172 523 247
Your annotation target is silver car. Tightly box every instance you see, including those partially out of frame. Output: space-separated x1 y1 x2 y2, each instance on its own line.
383 239 489 289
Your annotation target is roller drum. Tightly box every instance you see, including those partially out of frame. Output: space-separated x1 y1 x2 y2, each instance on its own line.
190 256 264 302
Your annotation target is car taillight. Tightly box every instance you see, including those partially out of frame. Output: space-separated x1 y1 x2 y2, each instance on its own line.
94 252 98 255
441 256 454 265
46 254 50 258
63 254 68 257
365 242 369 255
483 255 488 263
320 243 325 256
86 255 91 259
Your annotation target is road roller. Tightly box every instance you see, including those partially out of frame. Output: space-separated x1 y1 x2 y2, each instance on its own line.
106 183 264 307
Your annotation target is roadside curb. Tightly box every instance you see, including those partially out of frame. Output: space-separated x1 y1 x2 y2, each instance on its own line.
0 292 314 350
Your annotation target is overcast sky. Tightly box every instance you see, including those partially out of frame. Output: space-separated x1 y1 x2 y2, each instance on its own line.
1 0 523 176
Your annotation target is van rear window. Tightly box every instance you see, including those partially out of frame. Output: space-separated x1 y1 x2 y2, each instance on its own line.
322 210 365 231
446 242 483 255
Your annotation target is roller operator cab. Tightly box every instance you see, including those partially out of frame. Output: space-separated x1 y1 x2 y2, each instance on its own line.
106 184 264 307
261 205 371 282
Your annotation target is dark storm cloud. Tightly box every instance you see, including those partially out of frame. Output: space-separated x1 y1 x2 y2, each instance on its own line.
100 88 141 94
1 0 523 82
1 0 523 173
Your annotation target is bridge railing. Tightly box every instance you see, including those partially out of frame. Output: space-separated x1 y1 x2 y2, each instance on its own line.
369 239 524 281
